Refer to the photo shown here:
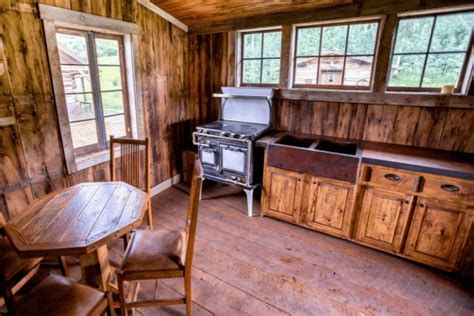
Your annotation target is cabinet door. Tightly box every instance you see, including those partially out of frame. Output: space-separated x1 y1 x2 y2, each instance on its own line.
355 187 412 253
262 167 304 223
404 198 471 270
305 177 353 238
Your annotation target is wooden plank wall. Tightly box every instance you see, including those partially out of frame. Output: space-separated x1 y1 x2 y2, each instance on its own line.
0 0 191 219
188 33 474 154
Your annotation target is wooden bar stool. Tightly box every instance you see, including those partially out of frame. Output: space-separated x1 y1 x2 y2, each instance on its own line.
117 160 204 315
12 274 115 316
0 213 42 313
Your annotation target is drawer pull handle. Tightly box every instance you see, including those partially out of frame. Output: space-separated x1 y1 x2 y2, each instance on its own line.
384 174 400 181
441 184 459 193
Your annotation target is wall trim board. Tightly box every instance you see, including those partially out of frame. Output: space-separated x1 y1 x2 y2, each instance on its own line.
151 174 181 197
275 89 474 109
137 0 188 32
38 4 139 34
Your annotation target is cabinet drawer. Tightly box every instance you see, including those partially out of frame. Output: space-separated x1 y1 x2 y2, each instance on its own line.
365 165 420 191
421 175 474 202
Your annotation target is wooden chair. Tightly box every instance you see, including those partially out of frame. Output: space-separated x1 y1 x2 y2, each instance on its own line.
12 274 115 316
117 160 204 316
110 136 152 232
0 212 42 312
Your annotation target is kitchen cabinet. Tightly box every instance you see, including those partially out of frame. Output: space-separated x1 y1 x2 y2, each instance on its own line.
404 198 472 270
355 187 412 253
262 167 304 223
304 177 354 238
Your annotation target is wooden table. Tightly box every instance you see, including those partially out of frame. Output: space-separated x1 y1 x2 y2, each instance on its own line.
4 182 148 290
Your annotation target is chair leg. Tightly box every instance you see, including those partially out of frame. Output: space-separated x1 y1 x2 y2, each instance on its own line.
58 256 68 276
122 234 129 250
1 285 15 313
147 200 153 230
184 275 192 316
117 273 128 316
106 292 116 316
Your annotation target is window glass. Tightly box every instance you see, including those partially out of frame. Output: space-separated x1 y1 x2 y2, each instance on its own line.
294 21 379 89
241 30 282 85
389 11 474 91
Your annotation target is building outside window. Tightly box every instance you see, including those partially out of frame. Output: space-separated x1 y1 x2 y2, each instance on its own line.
293 20 380 89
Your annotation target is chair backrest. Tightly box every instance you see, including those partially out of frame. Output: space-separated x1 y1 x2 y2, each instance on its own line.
183 159 204 272
110 136 150 194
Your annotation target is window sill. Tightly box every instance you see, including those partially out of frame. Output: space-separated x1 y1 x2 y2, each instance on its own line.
276 88 474 109
75 149 112 172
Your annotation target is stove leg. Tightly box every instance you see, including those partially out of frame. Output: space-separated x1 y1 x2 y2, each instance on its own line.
243 188 255 217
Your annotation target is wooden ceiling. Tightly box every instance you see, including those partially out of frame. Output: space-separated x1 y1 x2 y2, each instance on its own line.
151 0 353 27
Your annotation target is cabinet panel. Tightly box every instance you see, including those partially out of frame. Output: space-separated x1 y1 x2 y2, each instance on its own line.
404 198 470 270
305 178 353 238
262 167 304 223
356 187 412 253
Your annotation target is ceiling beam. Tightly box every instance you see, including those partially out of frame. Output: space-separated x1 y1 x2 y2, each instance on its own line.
138 0 188 32
188 0 474 34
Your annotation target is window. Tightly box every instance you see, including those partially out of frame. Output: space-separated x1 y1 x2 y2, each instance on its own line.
388 11 474 92
293 21 379 89
240 30 282 85
56 29 130 155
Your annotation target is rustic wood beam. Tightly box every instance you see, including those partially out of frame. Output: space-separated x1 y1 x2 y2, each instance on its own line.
372 14 397 93
279 25 292 88
189 0 474 34
276 89 474 109
137 0 188 32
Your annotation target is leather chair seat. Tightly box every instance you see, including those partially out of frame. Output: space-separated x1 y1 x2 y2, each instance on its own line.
121 229 185 274
13 274 107 316
0 237 42 283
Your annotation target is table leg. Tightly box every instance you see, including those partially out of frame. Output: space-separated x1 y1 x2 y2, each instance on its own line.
79 245 111 290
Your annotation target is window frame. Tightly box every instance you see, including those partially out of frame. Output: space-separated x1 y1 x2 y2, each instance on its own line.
387 10 474 93
40 3 144 174
292 19 381 90
239 28 282 87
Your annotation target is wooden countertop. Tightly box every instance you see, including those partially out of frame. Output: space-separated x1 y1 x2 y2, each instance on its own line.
257 130 474 180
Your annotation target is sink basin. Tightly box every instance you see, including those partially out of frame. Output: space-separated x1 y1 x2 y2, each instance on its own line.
315 140 357 155
276 135 316 148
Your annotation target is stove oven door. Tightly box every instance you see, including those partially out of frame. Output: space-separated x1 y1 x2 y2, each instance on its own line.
199 146 218 170
220 144 248 177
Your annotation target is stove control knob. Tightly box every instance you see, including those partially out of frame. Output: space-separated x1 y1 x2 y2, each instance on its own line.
240 135 248 140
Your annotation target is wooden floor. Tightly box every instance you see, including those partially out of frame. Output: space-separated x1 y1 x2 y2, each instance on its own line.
15 184 474 315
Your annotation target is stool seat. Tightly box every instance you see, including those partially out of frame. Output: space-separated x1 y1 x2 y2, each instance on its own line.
13 274 110 316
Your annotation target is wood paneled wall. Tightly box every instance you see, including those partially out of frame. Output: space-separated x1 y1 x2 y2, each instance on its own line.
188 33 474 154
0 0 191 219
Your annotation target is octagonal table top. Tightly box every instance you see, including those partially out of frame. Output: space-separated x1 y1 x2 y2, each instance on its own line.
5 182 148 257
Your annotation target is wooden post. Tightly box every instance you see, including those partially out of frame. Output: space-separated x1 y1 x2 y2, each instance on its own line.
79 245 112 290
372 14 397 93
279 24 293 89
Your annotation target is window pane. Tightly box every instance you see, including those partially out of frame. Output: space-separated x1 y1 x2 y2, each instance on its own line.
105 114 127 138
243 33 262 58
343 56 373 86
101 91 125 116
242 60 261 83
66 93 95 122
262 59 280 84
422 53 465 88
263 32 282 58
99 66 122 91
95 38 120 65
394 17 434 53
297 27 320 56
430 12 474 52
61 65 92 93
347 23 378 55
70 120 98 148
321 25 347 55
294 57 318 85
319 57 344 85
56 33 88 64
389 54 425 87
